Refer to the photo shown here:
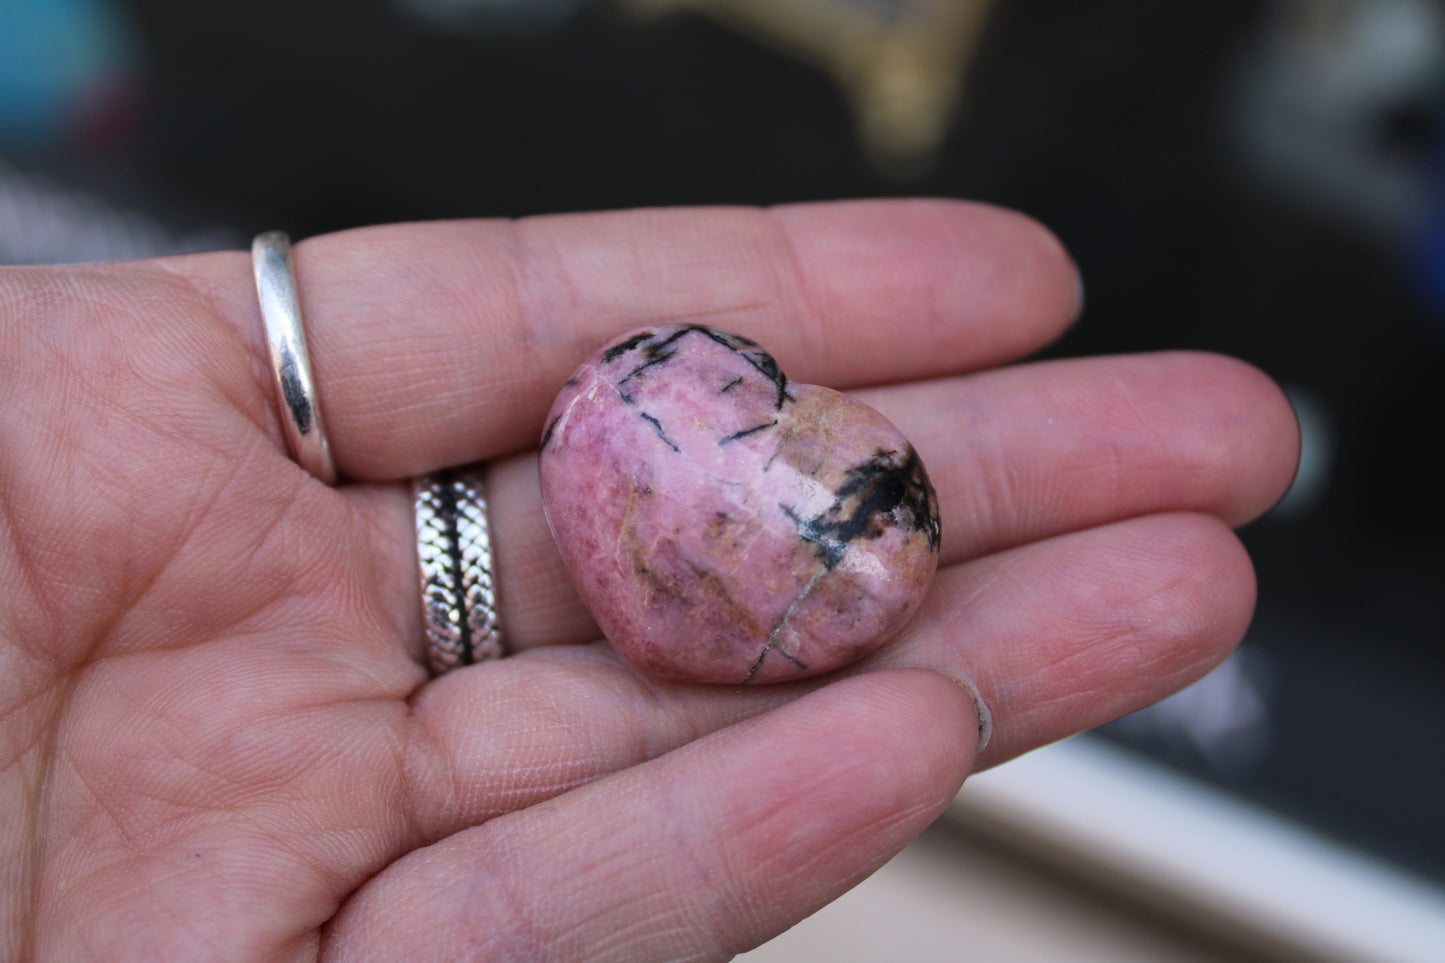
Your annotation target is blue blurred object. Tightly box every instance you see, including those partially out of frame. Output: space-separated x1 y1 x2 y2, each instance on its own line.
1414 111 1445 331
0 0 139 154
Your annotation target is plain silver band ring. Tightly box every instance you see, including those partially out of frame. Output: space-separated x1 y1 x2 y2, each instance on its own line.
252 231 338 484
415 468 506 674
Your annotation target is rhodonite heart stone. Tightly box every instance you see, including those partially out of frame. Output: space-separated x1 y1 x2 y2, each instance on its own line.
539 324 940 684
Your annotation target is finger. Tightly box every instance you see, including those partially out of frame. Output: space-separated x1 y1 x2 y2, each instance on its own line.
171 200 1080 478
327 670 979 963
869 511 1258 769
396 510 1250 844
354 350 1294 652
873 350 1300 553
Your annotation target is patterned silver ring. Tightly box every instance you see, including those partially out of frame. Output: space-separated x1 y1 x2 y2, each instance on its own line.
251 231 337 484
415 468 506 674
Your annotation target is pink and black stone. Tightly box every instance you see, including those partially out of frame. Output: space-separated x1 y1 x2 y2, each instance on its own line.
539 325 940 684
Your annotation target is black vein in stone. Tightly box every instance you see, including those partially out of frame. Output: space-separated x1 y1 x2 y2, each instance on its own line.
692 326 792 410
604 325 794 411
719 420 777 445
603 332 655 362
748 353 792 410
539 413 561 452
781 504 846 569
783 446 941 569
618 348 678 386
742 641 806 684
639 412 680 452
742 572 817 683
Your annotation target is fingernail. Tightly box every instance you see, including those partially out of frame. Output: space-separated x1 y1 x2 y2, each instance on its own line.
930 669 993 754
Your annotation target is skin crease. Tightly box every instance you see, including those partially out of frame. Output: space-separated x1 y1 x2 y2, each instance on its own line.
0 200 1299 962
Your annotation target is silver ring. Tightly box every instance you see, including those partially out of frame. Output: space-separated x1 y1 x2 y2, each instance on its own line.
252 231 338 484
415 468 505 674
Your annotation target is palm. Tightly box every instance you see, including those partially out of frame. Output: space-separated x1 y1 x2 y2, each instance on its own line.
0 202 1298 961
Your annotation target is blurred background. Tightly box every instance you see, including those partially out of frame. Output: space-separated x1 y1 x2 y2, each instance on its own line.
3 0 1442 959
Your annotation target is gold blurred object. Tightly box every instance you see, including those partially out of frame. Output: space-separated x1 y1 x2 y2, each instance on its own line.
618 0 997 175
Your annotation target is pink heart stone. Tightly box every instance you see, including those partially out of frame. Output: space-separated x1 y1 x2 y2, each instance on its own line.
539 325 940 684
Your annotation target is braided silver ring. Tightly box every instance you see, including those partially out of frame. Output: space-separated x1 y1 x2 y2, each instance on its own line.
252 231 337 484
415 468 506 674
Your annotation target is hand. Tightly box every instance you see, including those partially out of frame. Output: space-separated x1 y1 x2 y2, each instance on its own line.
0 200 1298 961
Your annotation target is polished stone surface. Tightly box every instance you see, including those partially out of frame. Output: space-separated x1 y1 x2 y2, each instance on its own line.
540 325 939 684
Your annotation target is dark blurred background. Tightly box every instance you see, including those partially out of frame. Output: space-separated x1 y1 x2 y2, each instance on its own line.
2 0 1441 887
